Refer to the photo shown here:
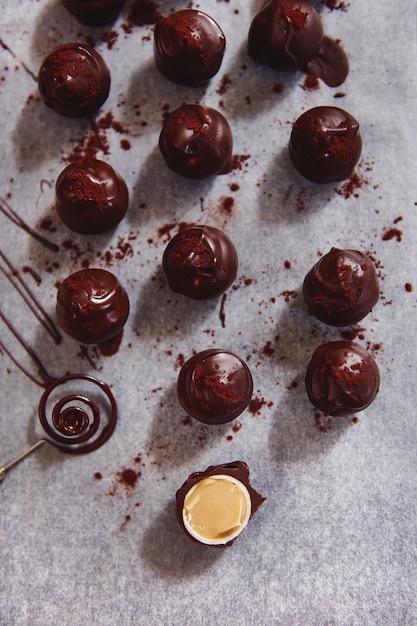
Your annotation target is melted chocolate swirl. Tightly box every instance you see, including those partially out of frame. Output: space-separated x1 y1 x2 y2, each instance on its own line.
38 374 118 454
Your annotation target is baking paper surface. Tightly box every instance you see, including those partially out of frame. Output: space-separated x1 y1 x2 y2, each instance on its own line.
1 1 417 624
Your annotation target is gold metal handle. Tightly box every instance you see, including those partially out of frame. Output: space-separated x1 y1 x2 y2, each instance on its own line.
0 439 47 482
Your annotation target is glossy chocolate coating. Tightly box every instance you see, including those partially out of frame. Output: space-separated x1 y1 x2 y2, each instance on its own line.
177 349 253 424
305 341 380 417
56 268 129 344
38 43 110 118
60 0 126 26
162 225 238 300
248 0 323 71
154 9 226 85
38 374 118 454
176 461 266 546
159 104 233 179
305 35 349 88
55 160 129 234
303 248 379 326
289 106 362 183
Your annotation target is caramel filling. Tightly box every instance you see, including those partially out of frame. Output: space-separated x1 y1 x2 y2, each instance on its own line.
182 474 251 545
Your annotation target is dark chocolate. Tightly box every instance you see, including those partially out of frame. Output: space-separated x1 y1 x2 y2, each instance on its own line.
305 341 380 417
289 106 362 183
60 0 126 26
303 248 379 326
55 159 129 234
56 268 129 345
38 373 118 454
248 0 324 71
154 9 226 85
159 104 233 179
38 43 110 118
177 349 253 424
175 461 266 546
162 225 238 300
304 35 349 88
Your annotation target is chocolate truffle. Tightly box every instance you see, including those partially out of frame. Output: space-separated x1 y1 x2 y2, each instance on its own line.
55 160 129 234
248 0 324 71
177 349 253 425
289 106 362 183
303 248 379 326
176 461 265 546
60 0 126 26
38 43 110 117
159 104 233 179
154 9 226 85
162 225 238 300
305 341 380 417
56 268 129 345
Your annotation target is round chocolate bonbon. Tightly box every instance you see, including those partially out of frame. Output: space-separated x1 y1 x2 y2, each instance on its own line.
303 248 379 327
248 0 324 71
56 268 129 345
154 9 226 85
177 349 253 425
159 104 233 179
38 43 110 118
162 225 238 300
289 106 362 183
60 0 126 26
55 159 129 234
305 341 380 417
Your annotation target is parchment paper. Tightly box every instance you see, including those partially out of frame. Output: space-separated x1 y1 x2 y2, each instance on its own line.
1 1 417 625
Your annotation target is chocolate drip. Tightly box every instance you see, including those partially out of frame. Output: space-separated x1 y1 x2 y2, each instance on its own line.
0 250 62 344
0 309 54 387
0 195 59 252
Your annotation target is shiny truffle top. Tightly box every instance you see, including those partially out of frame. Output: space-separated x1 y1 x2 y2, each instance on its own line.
60 0 126 26
162 225 238 300
56 268 129 345
305 341 380 417
248 0 324 71
55 159 129 234
154 9 226 85
159 104 233 179
177 349 253 425
303 248 380 326
289 106 362 183
38 43 110 118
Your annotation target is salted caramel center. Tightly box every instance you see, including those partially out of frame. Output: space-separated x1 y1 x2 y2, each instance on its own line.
182 474 251 545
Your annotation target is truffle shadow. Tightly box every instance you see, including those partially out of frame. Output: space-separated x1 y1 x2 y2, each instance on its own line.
29 0 120 62
12 95 91 171
267 296 355 464
143 382 235 471
119 57 210 136
126 144 217 229
270 395 355 465
256 147 336 224
133 264 225 340
140 501 223 578
212 39 300 122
